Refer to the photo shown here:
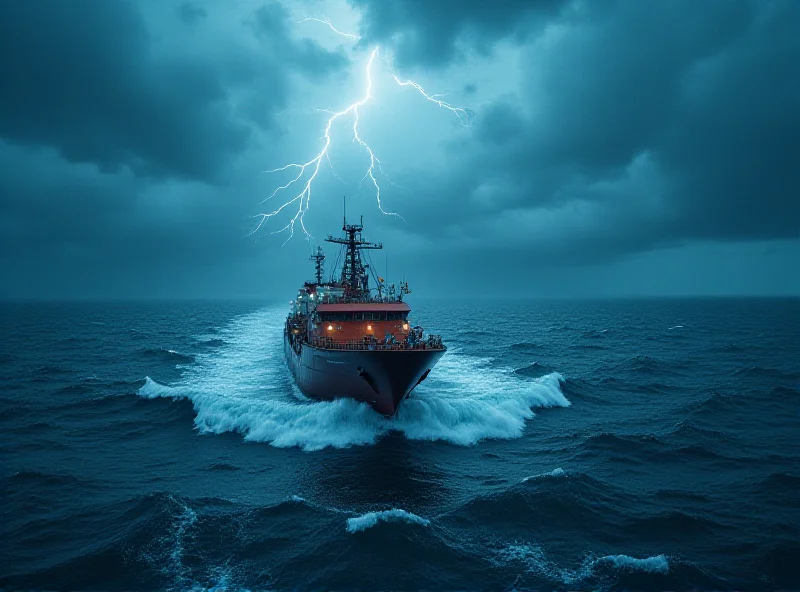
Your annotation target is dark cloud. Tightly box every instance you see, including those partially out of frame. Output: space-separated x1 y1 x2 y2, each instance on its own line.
177 3 207 25
251 4 349 79
0 0 347 182
384 0 799 265
350 0 572 66
0 1 243 181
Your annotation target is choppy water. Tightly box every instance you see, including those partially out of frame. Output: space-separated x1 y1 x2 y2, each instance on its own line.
1 298 799 591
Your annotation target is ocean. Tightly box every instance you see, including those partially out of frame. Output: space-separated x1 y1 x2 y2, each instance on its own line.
1 298 799 591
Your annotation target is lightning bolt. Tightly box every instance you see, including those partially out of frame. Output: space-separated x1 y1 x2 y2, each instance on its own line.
391 76 475 127
297 16 361 41
254 17 472 241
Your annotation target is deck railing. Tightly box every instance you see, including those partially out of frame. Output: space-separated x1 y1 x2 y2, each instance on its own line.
316 295 404 304
307 337 444 351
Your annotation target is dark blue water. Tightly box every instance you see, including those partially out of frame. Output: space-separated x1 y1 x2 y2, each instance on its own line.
2 298 799 591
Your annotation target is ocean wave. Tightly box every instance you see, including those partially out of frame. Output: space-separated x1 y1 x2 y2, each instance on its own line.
136 308 570 451
205 462 239 472
33 364 76 377
712 342 749 353
520 468 565 482
576 432 665 455
759 471 800 491
612 354 683 376
513 361 555 378
197 338 227 348
623 510 722 538
594 553 669 574
7 469 83 488
346 509 430 533
559 378 604 402
653 488 712 503
139 347 195 365
509 341 544 351
582 328 609 338
773 384 800 396
686 392 750 417
568 343 608 351
668 420 733 442
495 543 669 585
733 366 799 381
447 471 623 535
757 543 800 588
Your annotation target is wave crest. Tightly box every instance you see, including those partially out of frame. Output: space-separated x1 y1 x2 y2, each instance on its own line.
597 553 669 573
496 544 669 585
346 509 430 533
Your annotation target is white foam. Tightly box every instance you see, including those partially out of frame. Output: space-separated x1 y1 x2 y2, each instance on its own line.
668 325 684 330
596 553 669 573
136 306 570 451
496 544 669 584
346 509 430 533
521 468 565 482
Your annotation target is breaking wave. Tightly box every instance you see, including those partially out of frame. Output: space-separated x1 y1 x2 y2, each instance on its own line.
137 308 570 451
521 468 565 482
495 543 669 585
138 347 194 365
346 509 430 533
599 554 669 573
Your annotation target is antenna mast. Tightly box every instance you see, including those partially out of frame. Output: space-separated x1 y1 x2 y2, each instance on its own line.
309 246 325 284
325 213 382 299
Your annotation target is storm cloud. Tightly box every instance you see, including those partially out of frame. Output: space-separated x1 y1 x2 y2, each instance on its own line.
0 0 344 181
0 0 797 299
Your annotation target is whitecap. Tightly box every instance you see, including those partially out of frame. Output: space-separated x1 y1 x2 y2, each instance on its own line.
495 544 669 584
521 468 565 482
346 509 430 533
596 553 669 573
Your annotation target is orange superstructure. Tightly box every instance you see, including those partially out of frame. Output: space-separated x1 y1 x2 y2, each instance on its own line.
313 302 411 343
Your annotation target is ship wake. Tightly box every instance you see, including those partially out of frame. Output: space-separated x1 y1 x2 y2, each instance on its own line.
137 307 570 451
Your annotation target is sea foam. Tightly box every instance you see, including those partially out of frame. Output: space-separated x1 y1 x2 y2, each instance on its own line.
596 553 670 573
137 307 570 451
521 468 565 482
497 544 670 584
346 509 430 533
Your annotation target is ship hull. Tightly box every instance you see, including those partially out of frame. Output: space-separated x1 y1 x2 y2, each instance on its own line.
284 331 445 416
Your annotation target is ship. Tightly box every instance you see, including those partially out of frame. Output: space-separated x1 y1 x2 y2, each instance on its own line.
284 214 446 416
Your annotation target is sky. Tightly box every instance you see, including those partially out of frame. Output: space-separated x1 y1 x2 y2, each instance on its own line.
1 0 798 299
